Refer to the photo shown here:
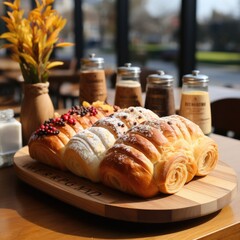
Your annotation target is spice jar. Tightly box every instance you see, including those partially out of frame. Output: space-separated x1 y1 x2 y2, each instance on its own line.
79 53 107 105
114 63 143 108
0 109 22 168
179 70 211 135
145 70 175 117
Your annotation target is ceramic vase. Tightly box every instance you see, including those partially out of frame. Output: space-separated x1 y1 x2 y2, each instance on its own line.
20 82 54 145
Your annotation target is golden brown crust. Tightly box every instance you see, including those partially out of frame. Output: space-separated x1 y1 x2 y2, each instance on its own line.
28 132 69 170
116 133 161 164
62 107 161 182
100 115 218 198
193 135 219 176
100 144 159 198
28 102 116 170
29 104 218 198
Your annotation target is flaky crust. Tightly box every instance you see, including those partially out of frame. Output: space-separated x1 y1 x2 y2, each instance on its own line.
29 103 219 198
63 127 116 182
28 132 69 170
62 107 160 181
28 102 116 170
100 115 218 198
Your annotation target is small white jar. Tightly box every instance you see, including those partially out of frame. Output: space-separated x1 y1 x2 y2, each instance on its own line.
0 109 22 167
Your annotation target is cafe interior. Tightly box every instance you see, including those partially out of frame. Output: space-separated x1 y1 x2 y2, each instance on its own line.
1 0 240 239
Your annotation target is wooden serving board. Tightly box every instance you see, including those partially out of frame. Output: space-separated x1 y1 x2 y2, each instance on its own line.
14 146 238 223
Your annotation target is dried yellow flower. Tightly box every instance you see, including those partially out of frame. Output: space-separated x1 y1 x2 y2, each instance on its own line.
0 0 74 83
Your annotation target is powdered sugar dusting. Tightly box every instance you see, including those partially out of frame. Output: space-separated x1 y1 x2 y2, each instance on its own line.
89 126 116 149
93 116 128 138
130 124 153 138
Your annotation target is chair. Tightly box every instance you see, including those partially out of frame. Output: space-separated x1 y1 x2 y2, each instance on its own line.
59 80 79 108
0 75 21 117
48 58 79 109
211 98 240 139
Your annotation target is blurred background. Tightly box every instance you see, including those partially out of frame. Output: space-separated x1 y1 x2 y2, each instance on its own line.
0 0 240 88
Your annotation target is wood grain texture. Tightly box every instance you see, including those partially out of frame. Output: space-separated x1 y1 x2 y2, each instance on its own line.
13 146 238 223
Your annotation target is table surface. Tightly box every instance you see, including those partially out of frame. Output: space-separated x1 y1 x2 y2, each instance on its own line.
1 134 240 240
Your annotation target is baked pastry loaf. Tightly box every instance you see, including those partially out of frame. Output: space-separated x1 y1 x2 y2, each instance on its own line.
28 101 117 170
62 127 116 181
62 107 159 180
99 115 218 198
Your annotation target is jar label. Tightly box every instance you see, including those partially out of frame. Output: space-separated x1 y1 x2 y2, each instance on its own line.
79 70 107 104
179 91 211 134
114 81 143 108
145 87 175 116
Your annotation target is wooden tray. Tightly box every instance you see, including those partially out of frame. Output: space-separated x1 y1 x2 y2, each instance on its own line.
13 146 238 223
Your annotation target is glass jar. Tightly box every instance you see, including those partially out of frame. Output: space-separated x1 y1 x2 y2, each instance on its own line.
145 70 175 117
79 53 107 105
179 70 211 135
114 63 143 108
0 109 22 168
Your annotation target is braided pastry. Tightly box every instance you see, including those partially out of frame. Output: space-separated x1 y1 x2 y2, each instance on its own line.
28 101 117 170
100 115 218 197
62 107 159 180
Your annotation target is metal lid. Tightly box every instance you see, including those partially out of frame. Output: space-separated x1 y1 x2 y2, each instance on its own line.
0 109 14 122
182 70 209 83
117 63 141 76
147 70 174 84
81 53 104 68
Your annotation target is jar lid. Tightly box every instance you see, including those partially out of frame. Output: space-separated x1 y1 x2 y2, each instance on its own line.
0 109 14 122
117 63 141 76
182 70 209 83
147 70 174 84
81 53 104 67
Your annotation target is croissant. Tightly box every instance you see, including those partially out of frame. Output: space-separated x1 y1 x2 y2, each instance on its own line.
62 106 159 180
62 127 116 181
28 101 117 170
99 115 218 198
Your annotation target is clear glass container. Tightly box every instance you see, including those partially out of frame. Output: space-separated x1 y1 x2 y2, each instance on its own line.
79 53 107 105
145 70 175 117
0 109 22 168
179 70 212 135
114 63 143 108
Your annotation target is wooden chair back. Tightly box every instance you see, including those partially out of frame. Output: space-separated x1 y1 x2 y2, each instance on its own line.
211 98 240 139
0 75 21 116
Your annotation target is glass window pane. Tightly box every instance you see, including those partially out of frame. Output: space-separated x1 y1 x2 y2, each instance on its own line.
82 0 116 70
54 0 75 60
0 0 5 56
0 0 37 56
196 0 240 88
129 0 181 87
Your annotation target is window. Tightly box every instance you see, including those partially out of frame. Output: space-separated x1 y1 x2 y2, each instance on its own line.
129 0 181 86
196 0 240 88
82 0 116 70
0 0 6 56
54 0 75 60
1 0 239 89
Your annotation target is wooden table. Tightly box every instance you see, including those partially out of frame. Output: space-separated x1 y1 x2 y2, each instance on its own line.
0 134 240 240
